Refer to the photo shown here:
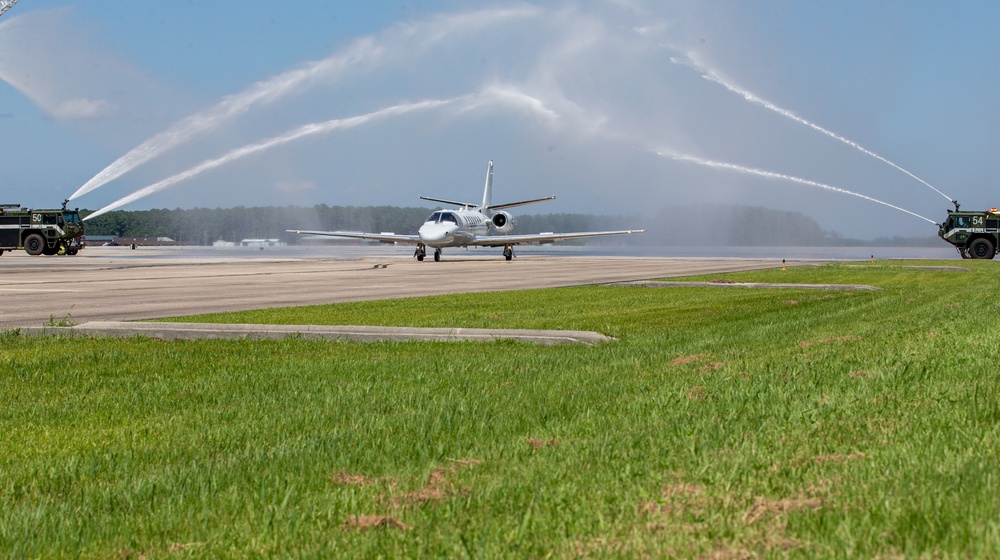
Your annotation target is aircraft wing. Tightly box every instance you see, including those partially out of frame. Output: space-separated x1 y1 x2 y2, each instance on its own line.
468 229 646 247
286 230 421 244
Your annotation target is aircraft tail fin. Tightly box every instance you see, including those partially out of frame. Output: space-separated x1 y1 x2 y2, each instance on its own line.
480 160 494 214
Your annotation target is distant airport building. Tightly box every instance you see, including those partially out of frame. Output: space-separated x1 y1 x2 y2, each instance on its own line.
238 238 286 247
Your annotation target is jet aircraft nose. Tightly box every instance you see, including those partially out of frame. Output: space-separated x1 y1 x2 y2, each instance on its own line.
418 222 456 244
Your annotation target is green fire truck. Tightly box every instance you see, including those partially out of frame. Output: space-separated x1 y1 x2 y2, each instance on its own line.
938 202 1000 259
0 202 86 256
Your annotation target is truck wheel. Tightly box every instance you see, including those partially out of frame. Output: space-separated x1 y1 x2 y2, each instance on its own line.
24 234 45 256
969 238 995 259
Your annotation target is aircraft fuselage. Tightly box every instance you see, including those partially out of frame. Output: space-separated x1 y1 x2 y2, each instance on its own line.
417 210 490 248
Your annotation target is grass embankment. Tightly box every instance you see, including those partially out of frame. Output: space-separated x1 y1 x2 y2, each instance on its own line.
2 260 999 558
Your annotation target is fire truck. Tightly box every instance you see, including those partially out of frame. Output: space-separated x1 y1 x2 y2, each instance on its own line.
0 202 86 256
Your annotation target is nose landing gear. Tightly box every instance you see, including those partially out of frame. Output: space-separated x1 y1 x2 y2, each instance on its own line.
415 244 444 262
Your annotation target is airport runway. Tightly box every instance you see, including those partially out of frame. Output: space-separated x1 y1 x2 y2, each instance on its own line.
0 246 789 328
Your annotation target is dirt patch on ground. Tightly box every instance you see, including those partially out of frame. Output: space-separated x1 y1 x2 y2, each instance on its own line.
744 497 823 525
528 438 560 449
331 471 396 488
337 458 482 531
810 451 865 465
635 477 827 558
342 515 410 531
389 457 482 506
669 353 710 366
688 386 708 401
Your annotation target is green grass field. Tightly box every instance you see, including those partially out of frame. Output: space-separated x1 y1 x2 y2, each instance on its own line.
3 260 999 558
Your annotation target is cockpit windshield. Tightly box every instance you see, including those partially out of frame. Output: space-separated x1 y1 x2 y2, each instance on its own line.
63 212 80 225
427 211 458 224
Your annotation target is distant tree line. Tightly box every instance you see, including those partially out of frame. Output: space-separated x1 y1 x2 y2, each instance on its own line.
79 204 939 247
81 205 432 245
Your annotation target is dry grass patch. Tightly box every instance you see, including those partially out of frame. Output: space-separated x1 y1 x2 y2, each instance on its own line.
669 354 710 366
388 457 482 506
640 482 709 519
331 471 394 487
637 478 826 557
342 515 409 531
528 438 560 449
744 496 823 525
809 451 865 465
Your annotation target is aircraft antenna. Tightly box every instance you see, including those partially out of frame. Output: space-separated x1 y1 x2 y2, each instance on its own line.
0 0 22 18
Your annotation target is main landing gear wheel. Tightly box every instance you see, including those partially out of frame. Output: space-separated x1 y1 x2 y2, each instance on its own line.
434 249 442 262
502 245 514 261
415 244 426 261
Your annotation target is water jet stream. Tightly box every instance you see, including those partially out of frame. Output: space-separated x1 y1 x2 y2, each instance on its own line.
84 97 461 220
669 52 952 202
69 42 380 202
69 6 540 202
657 149 937 225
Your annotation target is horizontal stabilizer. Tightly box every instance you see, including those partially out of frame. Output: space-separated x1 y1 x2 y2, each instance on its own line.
487 195 556 211
419 195 478 209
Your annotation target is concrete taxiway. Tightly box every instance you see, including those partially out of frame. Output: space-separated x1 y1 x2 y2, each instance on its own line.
0 246 790 328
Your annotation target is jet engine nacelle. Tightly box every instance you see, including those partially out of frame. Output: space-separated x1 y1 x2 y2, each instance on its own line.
491 211 516 233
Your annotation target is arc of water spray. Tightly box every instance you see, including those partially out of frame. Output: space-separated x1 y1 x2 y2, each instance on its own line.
657 149 936 225
84 97 462 221
669 52 953 202
69 42 381 202
70 6 542 203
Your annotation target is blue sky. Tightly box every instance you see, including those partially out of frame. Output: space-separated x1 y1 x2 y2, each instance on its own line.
2 0 998 238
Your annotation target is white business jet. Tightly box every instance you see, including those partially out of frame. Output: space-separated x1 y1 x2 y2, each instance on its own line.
287 161 645 261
